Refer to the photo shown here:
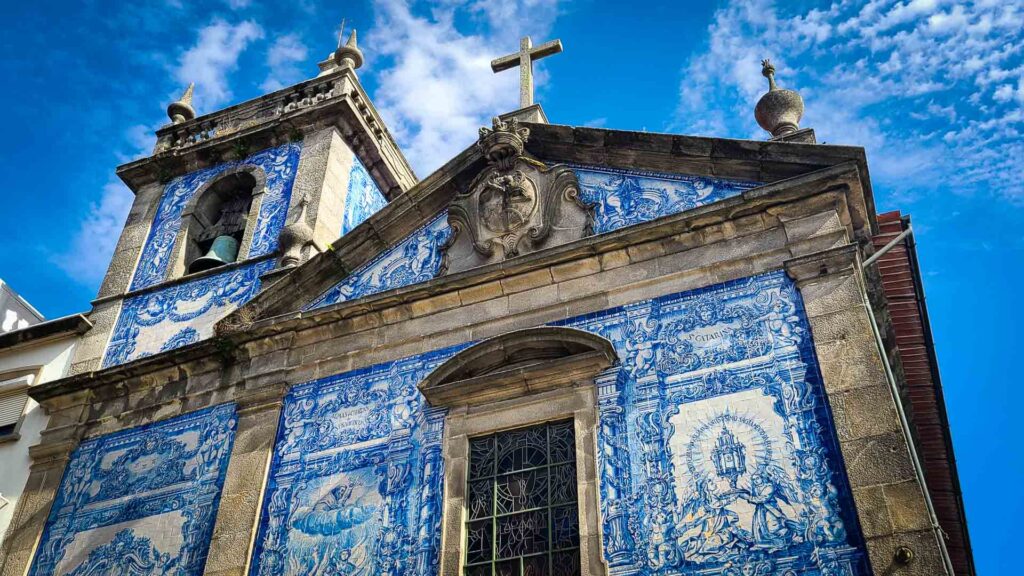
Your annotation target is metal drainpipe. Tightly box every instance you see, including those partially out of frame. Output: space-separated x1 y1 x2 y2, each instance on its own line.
857 225 955 575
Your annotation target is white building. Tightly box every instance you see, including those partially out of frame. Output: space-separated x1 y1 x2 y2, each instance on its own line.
0 280 43 334
0 313 90 548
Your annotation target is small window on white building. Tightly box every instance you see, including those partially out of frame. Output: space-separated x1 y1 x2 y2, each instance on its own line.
0 375 34 441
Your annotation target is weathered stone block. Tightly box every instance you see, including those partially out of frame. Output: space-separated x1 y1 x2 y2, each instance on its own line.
883 481 933 533
842 432 916 488
831 385 900 441
458 280 504 304
499 268 554 294
851 485 894 538
410 291 462 317
550 257 601 282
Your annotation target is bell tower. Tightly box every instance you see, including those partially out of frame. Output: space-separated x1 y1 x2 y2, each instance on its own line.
69 29 416 374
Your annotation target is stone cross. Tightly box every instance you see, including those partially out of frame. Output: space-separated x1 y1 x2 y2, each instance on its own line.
491 36 563 109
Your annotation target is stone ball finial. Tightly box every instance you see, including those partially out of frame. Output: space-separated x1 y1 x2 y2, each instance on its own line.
278 194 315 267
754 58 804 138
167 83 196 124
333 29 364 70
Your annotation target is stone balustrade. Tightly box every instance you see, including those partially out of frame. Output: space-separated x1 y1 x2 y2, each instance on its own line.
153 73 353 154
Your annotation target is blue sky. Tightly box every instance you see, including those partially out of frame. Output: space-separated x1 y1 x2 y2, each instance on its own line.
0 0 1019 571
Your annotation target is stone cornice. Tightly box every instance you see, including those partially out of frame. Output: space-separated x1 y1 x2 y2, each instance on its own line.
116 68 416 199
523 123 876 226
784 243 860 284
421 350 613 408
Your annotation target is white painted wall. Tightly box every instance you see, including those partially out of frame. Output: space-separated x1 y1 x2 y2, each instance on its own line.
0 334 77 547
0 280 44 333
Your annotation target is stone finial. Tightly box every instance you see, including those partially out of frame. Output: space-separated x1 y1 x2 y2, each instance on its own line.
167 83 196 125
754 59 804 138
333 29 364 70
478 116 530 170
278 194 314 267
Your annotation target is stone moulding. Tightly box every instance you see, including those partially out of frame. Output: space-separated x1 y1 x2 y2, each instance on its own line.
419 326 617 407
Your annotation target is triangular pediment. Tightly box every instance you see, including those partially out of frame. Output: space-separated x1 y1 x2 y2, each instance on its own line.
219 121 874 331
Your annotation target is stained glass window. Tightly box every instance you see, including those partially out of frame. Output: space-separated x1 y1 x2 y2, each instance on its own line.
465 420 580 576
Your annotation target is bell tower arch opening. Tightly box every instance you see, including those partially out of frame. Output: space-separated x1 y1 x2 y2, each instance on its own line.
184 171 258 274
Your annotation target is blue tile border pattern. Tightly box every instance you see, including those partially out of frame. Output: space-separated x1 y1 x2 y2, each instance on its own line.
305 165 760 310
29 403 237 576
103 259 275 367
260 270 868 575
342 158 387 236
130 142 302 291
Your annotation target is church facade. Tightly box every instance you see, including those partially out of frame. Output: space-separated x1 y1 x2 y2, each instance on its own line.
0 32 969 576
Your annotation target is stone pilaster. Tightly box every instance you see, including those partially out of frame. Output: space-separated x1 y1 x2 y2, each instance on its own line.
202 383 288 576
785 245 951 576
291 126 358 251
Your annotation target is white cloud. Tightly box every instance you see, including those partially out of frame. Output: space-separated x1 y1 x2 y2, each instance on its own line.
175 19 264 111
675 0 1024 200
366 0 561 175
227 0 251 9
53 179 134 286
261 33 309 92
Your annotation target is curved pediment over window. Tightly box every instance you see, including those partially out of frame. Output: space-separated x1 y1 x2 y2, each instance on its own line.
419 326 617 407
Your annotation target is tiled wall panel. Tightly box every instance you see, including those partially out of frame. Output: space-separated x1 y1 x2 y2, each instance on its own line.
263 271 869 575
29 404 237 576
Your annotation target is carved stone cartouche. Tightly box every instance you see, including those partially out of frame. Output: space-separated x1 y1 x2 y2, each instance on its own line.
440 117 593 275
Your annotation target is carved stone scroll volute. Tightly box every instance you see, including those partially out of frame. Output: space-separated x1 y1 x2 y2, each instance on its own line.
440 117 593 275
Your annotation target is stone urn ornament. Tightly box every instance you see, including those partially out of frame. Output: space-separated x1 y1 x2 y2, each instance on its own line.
754 59 804 138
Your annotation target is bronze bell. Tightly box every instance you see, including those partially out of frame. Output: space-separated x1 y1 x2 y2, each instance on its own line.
188 235 240 274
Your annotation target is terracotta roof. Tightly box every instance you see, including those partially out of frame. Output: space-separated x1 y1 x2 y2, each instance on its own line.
873 211 975 575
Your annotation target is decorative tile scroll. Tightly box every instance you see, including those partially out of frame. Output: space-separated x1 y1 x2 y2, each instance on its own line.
103 259 275 367
265 270 868 575
130 143 302 291
306 166 759 310
29 404 237 576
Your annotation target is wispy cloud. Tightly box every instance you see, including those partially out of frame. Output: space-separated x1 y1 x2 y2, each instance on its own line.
675 0 1024 200
53 179 135 286
261 33 309 92
175 18 264 112
367 0 561 175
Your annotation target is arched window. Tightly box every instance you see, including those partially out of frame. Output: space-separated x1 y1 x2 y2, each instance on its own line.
185 172 257 274
422 327 617 576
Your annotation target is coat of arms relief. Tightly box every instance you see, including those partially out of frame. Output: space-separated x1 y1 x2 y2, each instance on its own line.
441 117 594 274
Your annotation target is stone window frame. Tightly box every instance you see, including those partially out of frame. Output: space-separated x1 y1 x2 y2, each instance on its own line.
420 327 616 576
167 165 269 280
